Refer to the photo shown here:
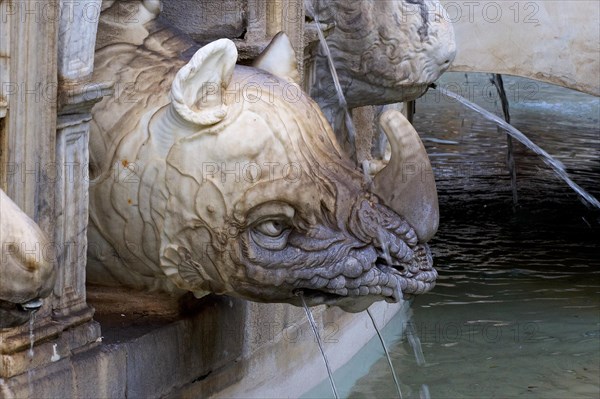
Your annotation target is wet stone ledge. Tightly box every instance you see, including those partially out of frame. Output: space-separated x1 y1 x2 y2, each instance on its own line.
0 295 245 399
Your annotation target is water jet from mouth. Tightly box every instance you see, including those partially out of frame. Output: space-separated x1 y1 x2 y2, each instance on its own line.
367 307 403 398
27 311 37 359
298 291 340 399
377 230 393 267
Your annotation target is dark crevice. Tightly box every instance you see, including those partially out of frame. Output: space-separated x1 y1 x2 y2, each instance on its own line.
192 370 213 383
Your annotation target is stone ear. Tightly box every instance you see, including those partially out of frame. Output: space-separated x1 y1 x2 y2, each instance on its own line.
253 32 300 84
170 39 238 125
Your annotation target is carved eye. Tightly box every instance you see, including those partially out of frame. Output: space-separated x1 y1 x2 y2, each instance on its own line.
247 203 295 250
254 220 287 237
251 219 291 250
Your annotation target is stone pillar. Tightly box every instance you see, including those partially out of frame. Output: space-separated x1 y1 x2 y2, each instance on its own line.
0 0 60 378
0 0 8 123
0 0 106 380
51 0 107 352
0 0 9 184
53 0 96 314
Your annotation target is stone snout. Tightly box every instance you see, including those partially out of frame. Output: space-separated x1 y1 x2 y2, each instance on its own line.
88 33 440 311
222 194 437 314
1 189 56 329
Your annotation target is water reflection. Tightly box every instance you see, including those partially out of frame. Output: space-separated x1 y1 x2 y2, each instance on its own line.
348 74 599 398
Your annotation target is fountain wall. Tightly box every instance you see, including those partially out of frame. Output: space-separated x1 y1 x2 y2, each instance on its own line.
442 0 600 95
0 1 406 397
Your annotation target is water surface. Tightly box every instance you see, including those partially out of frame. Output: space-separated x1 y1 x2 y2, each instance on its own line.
309 73 600 398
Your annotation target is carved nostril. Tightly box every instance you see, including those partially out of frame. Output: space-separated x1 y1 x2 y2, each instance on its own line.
393 265 407 273
375 256 389 266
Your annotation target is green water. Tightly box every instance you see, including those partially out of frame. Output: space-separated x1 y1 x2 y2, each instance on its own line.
347 211 600 398
306 74 600 399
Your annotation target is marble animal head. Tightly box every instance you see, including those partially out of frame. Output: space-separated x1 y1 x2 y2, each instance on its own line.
308 0 456 107
89 32 438 312
0 190 55 328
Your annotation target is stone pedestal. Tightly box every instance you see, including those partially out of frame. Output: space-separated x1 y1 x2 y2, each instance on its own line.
0 295 405 398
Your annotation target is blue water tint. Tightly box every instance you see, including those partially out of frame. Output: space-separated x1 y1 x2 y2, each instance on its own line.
302 304 412 399
318 74 600 398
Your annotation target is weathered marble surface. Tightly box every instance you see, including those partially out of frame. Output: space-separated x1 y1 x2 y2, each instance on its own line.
306 0 456 152
1 0 103 377
443 0 600 96
0 189 55 329
160 0 306 76
89 11 439 312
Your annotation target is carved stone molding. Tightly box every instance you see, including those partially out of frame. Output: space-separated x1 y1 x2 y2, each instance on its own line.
1 0 106 379
161 0 305 79
53 119 90 316
0 0 9 120
57 0 102 83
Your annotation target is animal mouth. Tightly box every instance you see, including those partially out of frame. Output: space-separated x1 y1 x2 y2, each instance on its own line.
0 298 43 312
293 288 347 305
293 244 437 309
0 298 44 328
19 298 44 311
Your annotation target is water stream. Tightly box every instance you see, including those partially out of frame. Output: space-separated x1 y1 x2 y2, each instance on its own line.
299 291 340 399
27 311 36 358
366 308 403 399
489 74 518 207
305 73 599 398
432 86 600 209
305 1 358 161
406 312 430 398
420 384 431 399
405 318 426 367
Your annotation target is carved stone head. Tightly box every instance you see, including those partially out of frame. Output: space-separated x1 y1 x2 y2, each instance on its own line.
308 0 456 107
89 32 439 312
0 190 55 328
176 38 438 311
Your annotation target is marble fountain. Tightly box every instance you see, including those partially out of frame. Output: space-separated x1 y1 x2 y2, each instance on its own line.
0 1 597 398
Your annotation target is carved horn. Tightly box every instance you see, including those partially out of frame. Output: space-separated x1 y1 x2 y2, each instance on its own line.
372 109 439 242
